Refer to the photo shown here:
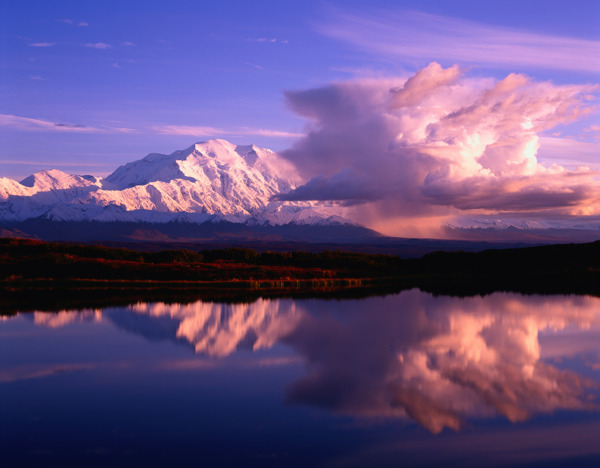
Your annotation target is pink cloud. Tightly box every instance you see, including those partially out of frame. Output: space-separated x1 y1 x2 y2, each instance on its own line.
276 63 599 232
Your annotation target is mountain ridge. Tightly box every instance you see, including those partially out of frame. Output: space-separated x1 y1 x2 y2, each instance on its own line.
0 139 351 231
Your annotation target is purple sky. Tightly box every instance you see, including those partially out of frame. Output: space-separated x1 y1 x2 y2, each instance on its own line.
1 0 599 235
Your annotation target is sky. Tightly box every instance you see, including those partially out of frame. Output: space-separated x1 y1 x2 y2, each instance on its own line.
1 0 599 236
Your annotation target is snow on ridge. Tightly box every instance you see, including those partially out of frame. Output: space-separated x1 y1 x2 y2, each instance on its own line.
0 139 353 227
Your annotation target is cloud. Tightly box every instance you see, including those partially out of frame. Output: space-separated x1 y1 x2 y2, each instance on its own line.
538 136 600 165
321 9 600 73
122 41 135 46
276 63 598 232
240 128 303 138
0 114 135 134
29 75 45 80
85 42 112 49
29 42 56 47
59 19 88 26
152 125 228 137
245 37 287 44
245 62 264 70
152 125 302 139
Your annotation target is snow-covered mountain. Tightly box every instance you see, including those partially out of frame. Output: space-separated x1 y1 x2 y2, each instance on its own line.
0 139 353 228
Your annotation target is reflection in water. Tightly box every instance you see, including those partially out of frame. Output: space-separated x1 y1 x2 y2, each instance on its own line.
283 293 600 433
128 300 304 357
23 291 600 433
33 309 102 328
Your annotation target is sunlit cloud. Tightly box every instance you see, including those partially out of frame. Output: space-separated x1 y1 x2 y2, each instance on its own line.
276 63 599 234
586 125 600 133
29 42 56 47
122 41 135 46
321 9 600 73
29 75 45 80
85 42 112 49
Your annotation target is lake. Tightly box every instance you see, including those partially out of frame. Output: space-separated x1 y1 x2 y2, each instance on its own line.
2 289 600 467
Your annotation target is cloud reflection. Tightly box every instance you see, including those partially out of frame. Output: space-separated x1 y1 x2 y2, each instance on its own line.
284 292 600 433
24 292 600 433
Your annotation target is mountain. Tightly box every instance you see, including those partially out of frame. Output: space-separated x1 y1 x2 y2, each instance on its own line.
0 139 380 243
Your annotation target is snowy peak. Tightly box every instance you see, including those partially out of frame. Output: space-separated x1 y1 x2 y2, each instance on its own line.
104 139 297 191
20 169 101 191
104 152 194 189
0 169 101 202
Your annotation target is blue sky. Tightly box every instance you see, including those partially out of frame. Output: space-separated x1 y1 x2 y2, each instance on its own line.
1 0 599 181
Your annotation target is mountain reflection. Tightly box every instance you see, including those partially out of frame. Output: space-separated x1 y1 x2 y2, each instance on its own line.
27 291 600 433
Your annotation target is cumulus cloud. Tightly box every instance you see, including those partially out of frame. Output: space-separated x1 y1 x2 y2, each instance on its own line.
276 63 598 233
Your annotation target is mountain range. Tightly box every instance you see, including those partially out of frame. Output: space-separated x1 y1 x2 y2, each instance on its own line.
2 138 599 247
0 139 382 243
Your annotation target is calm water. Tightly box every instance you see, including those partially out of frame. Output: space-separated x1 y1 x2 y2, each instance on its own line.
2 290 600 467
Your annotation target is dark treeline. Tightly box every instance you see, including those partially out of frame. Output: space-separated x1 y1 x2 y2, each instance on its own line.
2 237 600 296
0 237 402 281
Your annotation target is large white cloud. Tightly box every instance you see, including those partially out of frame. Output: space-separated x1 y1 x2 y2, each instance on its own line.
275 63 598 234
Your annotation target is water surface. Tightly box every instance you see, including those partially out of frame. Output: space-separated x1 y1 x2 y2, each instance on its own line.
2 290 600 467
